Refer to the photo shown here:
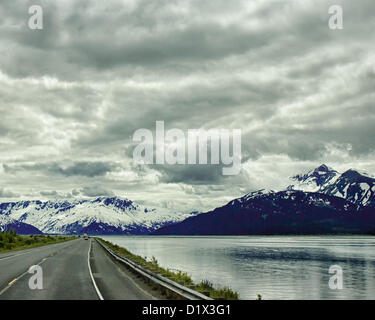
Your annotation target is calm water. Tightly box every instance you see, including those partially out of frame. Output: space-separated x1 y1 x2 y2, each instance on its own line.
101 236 375 300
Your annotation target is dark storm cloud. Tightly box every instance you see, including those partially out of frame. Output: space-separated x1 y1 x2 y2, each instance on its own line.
40 190 58 197
54 162 116 177
3 162 116 177
156 165 224 185
155 163 252 190
80 186 114 197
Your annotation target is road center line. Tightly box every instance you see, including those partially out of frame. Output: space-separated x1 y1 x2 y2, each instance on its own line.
0 240 78 297
0 256 48 296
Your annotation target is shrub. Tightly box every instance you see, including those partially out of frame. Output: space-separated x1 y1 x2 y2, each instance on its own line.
196 279 214 291
150 256 159 267
0 231 75 252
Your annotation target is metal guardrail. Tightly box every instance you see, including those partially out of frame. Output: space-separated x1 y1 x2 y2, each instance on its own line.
95 238 213 300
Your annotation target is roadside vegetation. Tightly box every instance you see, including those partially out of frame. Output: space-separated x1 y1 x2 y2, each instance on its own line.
0 229 75 253
100 238 239 300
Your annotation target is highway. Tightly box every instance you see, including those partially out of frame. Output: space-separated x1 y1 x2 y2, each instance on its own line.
0 238 156 300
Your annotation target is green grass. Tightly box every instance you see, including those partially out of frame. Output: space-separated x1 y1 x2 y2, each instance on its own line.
0 229 75 253
99 238 239 300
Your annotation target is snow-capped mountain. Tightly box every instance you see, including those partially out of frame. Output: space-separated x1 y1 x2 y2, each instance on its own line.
154 165 375 236
154 189 375 235
0 215 43 234
321 169 375 207
288 164 339 192
0 197 197 235
289 165 375 207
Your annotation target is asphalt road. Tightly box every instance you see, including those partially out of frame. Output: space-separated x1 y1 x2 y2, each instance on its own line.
0 238 155 300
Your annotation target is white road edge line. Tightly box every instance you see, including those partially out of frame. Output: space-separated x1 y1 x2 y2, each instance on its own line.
100 240 157 300
88 239 104 301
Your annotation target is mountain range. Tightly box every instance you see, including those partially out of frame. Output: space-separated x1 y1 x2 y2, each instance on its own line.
1 165 375 235
0 197 197 235
154 165 375 235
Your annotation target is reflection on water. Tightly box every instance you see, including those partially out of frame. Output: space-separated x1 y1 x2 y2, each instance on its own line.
101 235 375 300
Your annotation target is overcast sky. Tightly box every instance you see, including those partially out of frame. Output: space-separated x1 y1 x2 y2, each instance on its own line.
0 0 374 212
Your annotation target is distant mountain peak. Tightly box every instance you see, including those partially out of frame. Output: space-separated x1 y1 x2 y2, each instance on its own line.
287 165 375 207
315 164 332 172
288 164 339 193
310 164 338 175
0 215 43 234
341 169 369 181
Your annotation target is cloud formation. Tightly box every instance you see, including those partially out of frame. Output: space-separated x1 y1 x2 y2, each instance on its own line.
0 0 374 211
0 188 19 198
4 162 116 177
80 186 115 197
